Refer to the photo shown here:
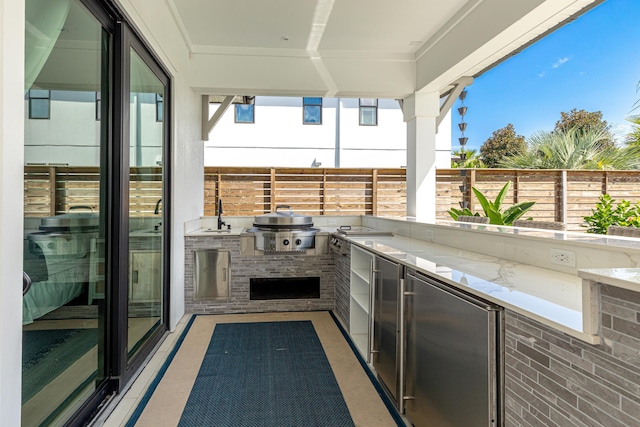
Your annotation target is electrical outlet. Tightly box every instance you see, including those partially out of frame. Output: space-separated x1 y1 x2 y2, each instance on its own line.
425 229 435 241
550 248 576 267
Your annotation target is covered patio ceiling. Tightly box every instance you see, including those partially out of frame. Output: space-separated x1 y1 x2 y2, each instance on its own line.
170 0 602 99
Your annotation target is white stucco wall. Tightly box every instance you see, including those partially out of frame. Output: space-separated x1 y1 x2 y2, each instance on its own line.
0 0 25 424
206 97 407 168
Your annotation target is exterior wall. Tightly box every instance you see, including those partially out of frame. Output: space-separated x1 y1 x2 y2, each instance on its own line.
0 0 25 424
505 284 640 426
185 236 334 314
205 97 407 168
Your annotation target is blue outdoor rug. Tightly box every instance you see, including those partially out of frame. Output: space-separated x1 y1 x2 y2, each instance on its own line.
22 328 97 404
178 320 355 427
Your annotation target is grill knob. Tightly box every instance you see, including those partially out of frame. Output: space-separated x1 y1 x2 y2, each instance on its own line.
295 238 302 245
283 239 290 246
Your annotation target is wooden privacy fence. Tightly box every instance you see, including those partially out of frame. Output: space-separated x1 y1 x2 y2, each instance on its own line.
24 165 163 217
204 167 407 217
438 169 640 231
24 166 640 232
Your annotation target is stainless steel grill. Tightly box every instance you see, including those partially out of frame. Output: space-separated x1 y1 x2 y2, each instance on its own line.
243 206 319 253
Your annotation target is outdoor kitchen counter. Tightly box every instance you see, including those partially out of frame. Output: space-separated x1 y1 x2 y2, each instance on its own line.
184 228 243 237
345 234 602 344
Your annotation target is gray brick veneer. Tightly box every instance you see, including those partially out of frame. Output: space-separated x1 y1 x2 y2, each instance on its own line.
332 239 351 329
505 283 640 427
185 236 334 314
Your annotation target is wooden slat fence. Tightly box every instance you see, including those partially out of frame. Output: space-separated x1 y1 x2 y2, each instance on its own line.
24 166 163 217
438 169 640 231
25 166 640 232
203 167 407 217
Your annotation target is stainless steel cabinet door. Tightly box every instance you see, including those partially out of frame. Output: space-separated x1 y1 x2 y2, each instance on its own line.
404 273 500 427
372 256 402 401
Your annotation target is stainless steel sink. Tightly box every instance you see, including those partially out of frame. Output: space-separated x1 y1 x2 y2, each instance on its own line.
131 229 162 235
202 228 231 234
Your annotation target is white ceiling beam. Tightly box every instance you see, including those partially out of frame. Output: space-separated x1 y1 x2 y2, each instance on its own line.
436 77 473 130
201 95 234 141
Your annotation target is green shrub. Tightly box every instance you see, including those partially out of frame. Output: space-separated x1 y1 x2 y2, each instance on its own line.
583 194 640 234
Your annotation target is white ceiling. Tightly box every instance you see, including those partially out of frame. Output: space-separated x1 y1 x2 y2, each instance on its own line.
172 0 601 98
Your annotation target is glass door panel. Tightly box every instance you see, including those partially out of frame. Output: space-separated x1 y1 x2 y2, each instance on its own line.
23 0 108 425
127 49 165 359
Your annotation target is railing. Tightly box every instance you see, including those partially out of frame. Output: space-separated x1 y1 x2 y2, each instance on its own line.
25 166 640 232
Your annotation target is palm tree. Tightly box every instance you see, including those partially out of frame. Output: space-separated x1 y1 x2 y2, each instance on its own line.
500 127 640 170
451 148 485 168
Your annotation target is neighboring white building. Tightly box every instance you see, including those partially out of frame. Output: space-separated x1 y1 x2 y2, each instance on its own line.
24 90 163 167
206 96 452 168
24 94 451 169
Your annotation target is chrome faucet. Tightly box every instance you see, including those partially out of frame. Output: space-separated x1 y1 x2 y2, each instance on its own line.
217 199 226 230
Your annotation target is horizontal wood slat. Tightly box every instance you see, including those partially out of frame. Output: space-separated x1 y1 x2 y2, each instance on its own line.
24 166 163 217
26 166 640 231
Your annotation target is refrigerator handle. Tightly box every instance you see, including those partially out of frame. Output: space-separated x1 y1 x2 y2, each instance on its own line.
399 277 407 412
368 259 378 363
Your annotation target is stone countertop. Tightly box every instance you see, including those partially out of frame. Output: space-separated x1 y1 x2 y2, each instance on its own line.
184 227 243 237
346 234 600 344
578 268 640 292
185 227 332 237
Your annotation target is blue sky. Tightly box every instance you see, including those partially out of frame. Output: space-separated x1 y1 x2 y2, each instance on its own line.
453 0 640 151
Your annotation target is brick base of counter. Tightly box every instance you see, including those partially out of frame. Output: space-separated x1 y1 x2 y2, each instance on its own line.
505 284 640 426
185 236 334 314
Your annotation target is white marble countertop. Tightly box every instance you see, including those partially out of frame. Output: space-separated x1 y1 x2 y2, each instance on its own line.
185 227 243 237
346 234 600 344
578 268 640 292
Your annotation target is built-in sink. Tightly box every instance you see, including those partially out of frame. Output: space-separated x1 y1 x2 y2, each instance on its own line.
130 229 162 236
201 228 231 234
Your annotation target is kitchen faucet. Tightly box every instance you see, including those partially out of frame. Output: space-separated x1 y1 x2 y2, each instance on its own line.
217 199 226 230
153 199 162 231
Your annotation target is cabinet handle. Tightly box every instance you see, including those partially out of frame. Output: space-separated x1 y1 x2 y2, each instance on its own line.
368 259 375 365
132 270 138 284
398 278 406 413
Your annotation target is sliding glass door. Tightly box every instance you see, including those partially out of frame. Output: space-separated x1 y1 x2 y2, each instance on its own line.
22 1 171 424
126 47 167 361
23 1 109 425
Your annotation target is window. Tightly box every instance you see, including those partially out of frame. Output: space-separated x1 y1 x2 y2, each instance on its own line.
234 104 254 123
303 97 322 124
28 89 51 119
359 98 378 126
156 93 164 122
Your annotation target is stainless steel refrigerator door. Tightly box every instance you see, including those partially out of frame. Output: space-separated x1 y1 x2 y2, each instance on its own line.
372 256 402 401
404 273 500 427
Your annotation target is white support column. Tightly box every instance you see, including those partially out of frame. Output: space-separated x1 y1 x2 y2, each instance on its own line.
0 0 25 424
404 92 440 221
